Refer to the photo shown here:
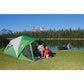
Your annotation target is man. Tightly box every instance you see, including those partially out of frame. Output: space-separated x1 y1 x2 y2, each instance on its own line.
38 43 45 58
67 43 71 50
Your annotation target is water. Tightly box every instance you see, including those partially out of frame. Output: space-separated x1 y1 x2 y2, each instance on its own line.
45 40 84 50
48 46 84 50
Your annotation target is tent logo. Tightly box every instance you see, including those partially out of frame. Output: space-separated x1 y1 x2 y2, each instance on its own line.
21 45 23 47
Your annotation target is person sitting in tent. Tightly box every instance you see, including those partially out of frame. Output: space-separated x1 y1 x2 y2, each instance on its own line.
38 43 45 58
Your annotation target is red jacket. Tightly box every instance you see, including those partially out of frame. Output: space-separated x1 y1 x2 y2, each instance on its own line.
45 49 49 55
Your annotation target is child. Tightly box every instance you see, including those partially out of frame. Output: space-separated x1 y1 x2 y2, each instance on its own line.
44 46 49 58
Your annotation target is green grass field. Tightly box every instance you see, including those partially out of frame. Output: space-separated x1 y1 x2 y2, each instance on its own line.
0 48 84 70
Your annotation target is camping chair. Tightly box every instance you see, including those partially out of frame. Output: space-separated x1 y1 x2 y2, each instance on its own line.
33 49 41 57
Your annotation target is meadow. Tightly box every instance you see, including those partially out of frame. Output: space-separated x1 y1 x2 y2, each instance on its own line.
0 48 84 70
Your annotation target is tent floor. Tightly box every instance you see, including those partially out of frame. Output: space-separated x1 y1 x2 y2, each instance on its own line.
34 56 43 61
34 56 53 61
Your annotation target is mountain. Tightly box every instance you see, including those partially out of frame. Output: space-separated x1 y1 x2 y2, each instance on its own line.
63 28 70 31
30 26 48 32
0 29 13 35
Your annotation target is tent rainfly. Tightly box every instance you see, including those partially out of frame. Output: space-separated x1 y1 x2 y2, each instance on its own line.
4 36 50 61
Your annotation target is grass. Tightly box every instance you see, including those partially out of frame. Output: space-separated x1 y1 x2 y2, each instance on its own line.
0 48 84 70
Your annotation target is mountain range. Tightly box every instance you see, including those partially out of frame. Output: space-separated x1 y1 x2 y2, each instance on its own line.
0 26 49 35
0 29 13 35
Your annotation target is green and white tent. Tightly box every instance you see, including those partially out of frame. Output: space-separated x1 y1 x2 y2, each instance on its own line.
4 36 46 62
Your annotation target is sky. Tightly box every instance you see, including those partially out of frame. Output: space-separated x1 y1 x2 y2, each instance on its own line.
0 14 84 32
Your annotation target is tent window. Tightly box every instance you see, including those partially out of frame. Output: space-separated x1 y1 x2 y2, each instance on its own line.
23 45 33 60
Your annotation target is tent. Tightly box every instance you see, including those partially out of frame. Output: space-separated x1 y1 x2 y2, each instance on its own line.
4 36 54 61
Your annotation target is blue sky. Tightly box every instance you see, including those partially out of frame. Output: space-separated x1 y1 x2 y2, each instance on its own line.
0 14 84 31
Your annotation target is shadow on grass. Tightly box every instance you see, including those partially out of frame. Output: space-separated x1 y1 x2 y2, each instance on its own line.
49 51 56 57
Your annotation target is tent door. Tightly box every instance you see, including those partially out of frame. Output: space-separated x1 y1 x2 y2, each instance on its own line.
31 40 46 61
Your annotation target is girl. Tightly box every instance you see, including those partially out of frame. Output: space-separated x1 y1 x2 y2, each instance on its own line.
44 46 49 58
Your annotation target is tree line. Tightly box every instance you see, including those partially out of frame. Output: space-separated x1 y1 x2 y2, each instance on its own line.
0 36 9 48
1 29 84 38
0 29 84 47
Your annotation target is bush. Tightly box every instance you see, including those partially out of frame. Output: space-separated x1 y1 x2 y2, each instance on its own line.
0 36 9 48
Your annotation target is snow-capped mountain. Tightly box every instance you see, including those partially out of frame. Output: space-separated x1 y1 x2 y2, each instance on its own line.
63 28 70 31
30 26 48 32
0 29 13 35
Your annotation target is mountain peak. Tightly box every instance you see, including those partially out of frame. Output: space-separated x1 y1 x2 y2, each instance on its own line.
30 26 48 32
0 29 13 35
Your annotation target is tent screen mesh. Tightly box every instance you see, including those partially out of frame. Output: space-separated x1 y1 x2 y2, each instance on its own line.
23 45 33 60
31 40 46 50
